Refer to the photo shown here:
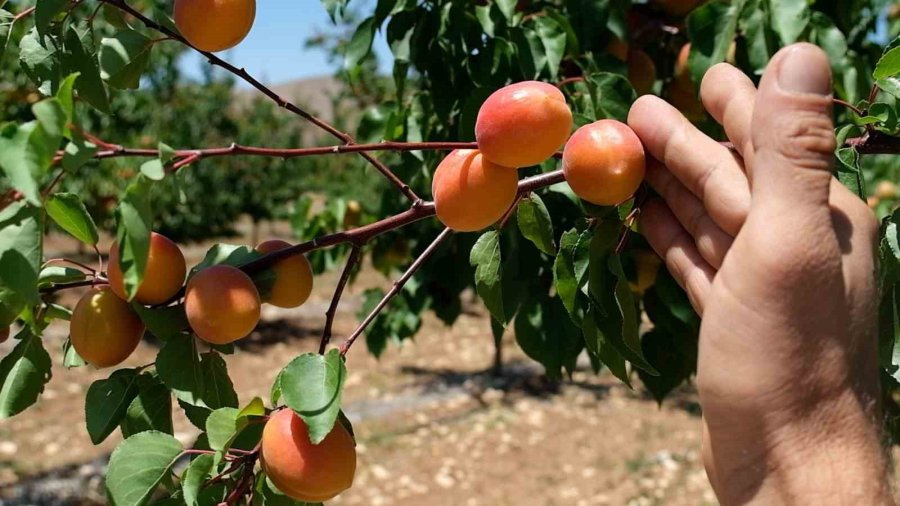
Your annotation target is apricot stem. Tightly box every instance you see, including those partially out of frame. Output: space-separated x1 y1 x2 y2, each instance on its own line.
320 245 362 355
339 227 454 357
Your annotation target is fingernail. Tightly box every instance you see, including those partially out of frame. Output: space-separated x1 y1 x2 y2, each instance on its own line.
776 44 832 96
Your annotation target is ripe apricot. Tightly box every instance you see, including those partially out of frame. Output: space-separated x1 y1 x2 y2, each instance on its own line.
174 0 256 52
475 81 573 167
562 120 646 205
875 180 898 200
432 150 518 232
261 409 357 502
629 251 662 294
0 326 9 344
255 240 313 309
185 265 261 344
70 287 145 368
652 0 700 16
669 44 705 122
108 232 186 305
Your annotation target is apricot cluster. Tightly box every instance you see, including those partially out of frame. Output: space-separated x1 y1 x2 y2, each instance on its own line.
72 232 186 368
432 81 647 231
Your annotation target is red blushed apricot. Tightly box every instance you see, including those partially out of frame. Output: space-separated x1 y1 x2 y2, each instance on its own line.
185 265 260 345
0 326 9 344
255 240 313 309
108 232 186 305
562 120 646 206
261 409 357 502
475 81 573 168
432 150 518 232
174 0 256 52
652 0 701 16
70 287 145 368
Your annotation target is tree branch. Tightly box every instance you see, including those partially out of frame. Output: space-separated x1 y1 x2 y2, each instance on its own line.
319 245 361 354
99 0 422 203
845 131 900 154
338 227 454 357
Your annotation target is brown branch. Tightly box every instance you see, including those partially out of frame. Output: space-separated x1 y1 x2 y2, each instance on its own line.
64 140 478 164
833 98 864 117
319 245 361 354
13 6 35 22
99 0 422 204
846 131 900 154
338 227 454 357
39 278 107 294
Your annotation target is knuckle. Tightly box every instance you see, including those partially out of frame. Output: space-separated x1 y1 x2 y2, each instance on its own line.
770 114 836 171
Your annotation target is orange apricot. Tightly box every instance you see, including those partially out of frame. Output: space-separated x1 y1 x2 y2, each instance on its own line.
669 43 706 122
475 81 573 167
875 180 898 200
0 326 9 344
562 120 646 205
629 251 662 295
255 240 313 309
652 0 701 16
185 265 261 344
174 0 256 52
432 150 518 232
108 232 186 305
261 409 357 502
70 287 145 368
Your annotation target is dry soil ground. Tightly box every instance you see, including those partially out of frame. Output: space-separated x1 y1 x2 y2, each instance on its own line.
0 229 891 505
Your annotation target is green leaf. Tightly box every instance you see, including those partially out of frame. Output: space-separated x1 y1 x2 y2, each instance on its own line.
876 45 900 81
0 10 13 62
35 0 68 36
62 338 87 368
115 175 154 300
32 97 66 146
496 0 517 21
345 16 376 70
0 122 46 206
517 194 555 255
582 304 629 385
121 373 173 438
19 29 62 95
182 454 215 506
533 17 566 79
0 201 43 326
85 369 140 444
100 29 153 89
132 304 189 340
0 328 52 418
686 0 745 85
470 231 505 323
105 431 182 506
584 72 635 122
140 143 174 181
239 396 266 418
62 135 98 172
514 296 583 379
279 350 347 445
155 336 205 405
836 147 865 200
63 27 110 113
46 193 99 245
768 0 809 45
190 243 261 276
638 328 696 404
55 73 79 127
553 228 591 321
205 407 247 453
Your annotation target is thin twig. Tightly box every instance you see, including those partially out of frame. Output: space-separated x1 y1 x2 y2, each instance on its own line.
498 193 525 229
99 0 423 204
339 227 454 357
13 6 35 22
39 278 107 294
833 98 864 117
42 258 97 275
319 245 361 354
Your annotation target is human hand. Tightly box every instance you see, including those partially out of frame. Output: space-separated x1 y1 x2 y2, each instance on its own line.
628 43 891 504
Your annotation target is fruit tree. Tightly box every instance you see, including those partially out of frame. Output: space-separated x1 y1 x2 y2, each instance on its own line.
0 0 899 504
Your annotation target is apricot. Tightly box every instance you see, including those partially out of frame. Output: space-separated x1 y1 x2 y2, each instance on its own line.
0 326 8 344
652 0 701 16
628 49 657 96
475 81 573 167
875 180 898 200
343 201 362 229
629 251 662 294
185 265 261 344
432 150 518 232
174 0 256 52
867 196 881 209
255 240 313 309
261 409 357 502
70 287 145 368
669 44 706 122
562 120 646 206
108 232 186 305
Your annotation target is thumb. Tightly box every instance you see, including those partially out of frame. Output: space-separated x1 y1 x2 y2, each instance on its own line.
751 43 835 210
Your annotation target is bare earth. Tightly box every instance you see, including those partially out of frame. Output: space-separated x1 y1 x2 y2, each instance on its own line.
3 229 888 505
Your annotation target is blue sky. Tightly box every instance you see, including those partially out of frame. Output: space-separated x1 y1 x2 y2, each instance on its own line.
178 0 391 85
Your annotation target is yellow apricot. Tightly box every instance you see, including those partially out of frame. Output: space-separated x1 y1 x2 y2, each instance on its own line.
255 240 313 309
875 180 898 200
475 81 573 167
174 0 256 53
432 150 518 232
70 287 145 368
562 120 646 206
108 232 186 305
261 409 357 502
629 251 662 294
185 265 261 344
343 201 362 229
